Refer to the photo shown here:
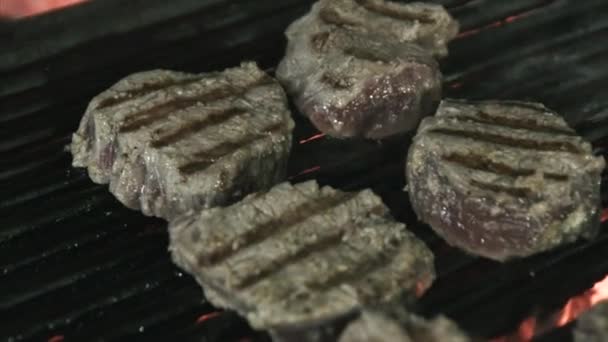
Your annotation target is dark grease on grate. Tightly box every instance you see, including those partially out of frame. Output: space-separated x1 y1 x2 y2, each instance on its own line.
1 0 608 341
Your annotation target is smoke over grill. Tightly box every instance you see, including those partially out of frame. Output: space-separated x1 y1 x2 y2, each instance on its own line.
2 0 608 341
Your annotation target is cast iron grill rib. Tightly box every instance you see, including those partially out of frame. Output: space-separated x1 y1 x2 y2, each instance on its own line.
1 0 608 341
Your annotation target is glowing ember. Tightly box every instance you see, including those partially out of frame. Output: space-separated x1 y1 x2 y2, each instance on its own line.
299 133 326 144
0 0 87 18
288 166 322 180
556 274 608 327
492 274 608 342
47 335 64 342
456 11 535 39
601 208 608 223
195 311 222 325
518 317 536 342
449 82 464 89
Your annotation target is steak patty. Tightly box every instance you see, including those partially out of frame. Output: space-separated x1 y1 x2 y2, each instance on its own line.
169 180 435 332
70 62 294 220
406 99 605 261
276 0 457 139
339 306 471 342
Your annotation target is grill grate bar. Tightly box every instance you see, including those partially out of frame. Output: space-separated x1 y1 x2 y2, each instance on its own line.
1 1 608 341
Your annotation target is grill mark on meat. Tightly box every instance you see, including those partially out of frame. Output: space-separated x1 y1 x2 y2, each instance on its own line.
343 46 391 63
544 173 570 181
305 237 403 290
469 179 533 198
319 7 361 27
311 32 330 52
354 0 435 24
429 128 584 154
178 122 286 175
119 75 274 133
96 77 203 109
321 72 353 89
233 229 347 289
198 192 358 266
150 108 247 148
442 153 569 181
443 112 576 136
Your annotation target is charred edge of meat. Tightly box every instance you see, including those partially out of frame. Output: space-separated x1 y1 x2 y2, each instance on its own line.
178 122 286 175
442 153 569 181
444 111 576 136
319 7 361 27
469 179 533 198
320 73 353 89
96 76 203 110
197 193 358 266
150 108 247 148
429 128 584 154
311 32 331 52
343 46 391 63
119 75 274 133
354 0 436 24
234 230 347 289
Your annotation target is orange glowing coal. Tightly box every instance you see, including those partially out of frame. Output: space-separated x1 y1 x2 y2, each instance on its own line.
492 274 608 342
556 274 608 327
0 0 87 18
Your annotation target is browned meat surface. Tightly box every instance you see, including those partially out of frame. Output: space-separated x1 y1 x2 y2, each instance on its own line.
339 306 471 342
70 62 294 220
169 180 435 335
406 99 605 261
276 0 457 139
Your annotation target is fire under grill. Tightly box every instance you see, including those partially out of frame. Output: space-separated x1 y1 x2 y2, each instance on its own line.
2 0 608 341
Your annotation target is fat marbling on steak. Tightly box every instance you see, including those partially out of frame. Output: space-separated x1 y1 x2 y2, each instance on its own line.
70 62 294 220
276 0 458 139
339 305 471 342
406 99 605 261
169 180 435 334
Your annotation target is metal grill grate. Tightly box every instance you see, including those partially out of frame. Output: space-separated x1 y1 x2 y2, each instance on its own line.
1 0 608 341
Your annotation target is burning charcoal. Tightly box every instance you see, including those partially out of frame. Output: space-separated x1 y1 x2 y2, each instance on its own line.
574 300 608 342
339 306 471 342
406 99 605 261
70 62 294 220
276 0 458 139
169 180 435 336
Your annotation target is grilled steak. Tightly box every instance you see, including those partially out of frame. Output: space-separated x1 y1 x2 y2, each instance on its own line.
169 180 435 333
276 0 457 139
574 300 608 342
70 62 294 220
406 99 605 261
339 306 471 342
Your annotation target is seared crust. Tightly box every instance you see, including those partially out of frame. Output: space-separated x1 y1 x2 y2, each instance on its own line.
169 181 435 330
406 99 605 261
70 62 294 219
276 0 457 139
